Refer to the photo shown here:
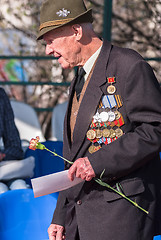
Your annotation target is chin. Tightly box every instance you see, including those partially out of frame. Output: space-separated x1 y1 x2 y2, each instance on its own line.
61 64 70 69
59 60 70 69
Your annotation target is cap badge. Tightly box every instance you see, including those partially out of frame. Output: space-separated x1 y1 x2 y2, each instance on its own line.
56 8 70 17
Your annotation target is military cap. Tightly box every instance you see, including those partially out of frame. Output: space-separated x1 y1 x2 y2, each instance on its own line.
37 0 93 40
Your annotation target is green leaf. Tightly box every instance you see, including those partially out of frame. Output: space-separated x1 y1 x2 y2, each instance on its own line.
100 169 105 179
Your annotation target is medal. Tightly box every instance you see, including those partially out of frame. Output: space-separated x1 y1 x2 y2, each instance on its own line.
102 128 110 138
107 85 116 94
110 113 125 128
93 112 102 123
115 128 123 138
107 77 116 94
109 129 116 138
102 137 106 144
88 145 95 154
115 95 123 108
93 145 101 153
97 138 103 144
108 111 116 122
100 111 109 122
115 114 125 127
114 110 121 120
102 95 117 109
86 129 96 140
95 129 103 138
88 144 101 153
87 77 125 148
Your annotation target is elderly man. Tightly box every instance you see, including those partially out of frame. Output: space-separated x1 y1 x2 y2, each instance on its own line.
37 0 161 239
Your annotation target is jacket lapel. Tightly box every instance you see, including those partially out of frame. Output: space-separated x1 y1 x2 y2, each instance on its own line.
63 75 77 160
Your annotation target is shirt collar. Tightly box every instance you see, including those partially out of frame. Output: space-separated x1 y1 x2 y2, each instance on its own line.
83 45 102 81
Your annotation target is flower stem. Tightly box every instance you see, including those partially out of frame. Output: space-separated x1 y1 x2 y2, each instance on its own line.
44 147 73 165
94 178 149 215
38 143 148 215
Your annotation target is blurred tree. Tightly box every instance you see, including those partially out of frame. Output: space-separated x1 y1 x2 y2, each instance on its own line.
112 0 161 82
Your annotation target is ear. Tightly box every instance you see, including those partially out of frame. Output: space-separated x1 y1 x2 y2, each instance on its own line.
72 24 83 41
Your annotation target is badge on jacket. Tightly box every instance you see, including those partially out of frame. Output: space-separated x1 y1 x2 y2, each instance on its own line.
87 77 125 154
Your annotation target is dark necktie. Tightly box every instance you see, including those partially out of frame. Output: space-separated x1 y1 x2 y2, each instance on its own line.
75 67 86 101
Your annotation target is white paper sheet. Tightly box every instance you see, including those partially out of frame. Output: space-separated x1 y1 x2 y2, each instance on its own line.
31 170 84 198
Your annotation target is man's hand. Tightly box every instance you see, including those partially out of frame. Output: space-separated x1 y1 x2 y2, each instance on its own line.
48 224 65 240
68 157 96 181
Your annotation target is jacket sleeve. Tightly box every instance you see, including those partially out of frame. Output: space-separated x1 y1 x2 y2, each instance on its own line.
51 190 67 227
87 60 161 181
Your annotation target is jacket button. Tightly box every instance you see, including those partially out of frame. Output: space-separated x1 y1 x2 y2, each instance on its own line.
76 200 82 205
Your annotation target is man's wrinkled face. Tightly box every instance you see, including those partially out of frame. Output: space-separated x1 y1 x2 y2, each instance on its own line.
43 26 80 69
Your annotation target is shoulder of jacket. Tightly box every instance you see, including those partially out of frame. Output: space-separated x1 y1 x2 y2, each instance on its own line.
111 44 144 63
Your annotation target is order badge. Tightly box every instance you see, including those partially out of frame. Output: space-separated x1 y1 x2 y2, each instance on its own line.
107 77 116 94
99 111 109 122
108 111 115 122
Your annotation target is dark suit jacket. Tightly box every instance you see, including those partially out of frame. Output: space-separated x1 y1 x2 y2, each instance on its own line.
52 41 161 240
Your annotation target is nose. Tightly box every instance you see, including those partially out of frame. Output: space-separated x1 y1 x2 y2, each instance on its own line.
45 45 53 55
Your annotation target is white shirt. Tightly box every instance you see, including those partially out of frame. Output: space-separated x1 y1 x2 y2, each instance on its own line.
83 45 102 81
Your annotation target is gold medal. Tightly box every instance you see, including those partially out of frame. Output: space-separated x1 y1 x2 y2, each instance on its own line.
93 145 101 153
86 129 96 140
88 145 95 154
107 85 116 94
109 129 116 138
102 128 110 138
95 129 103 138
114 110 121 120
107 77 116 94
115 128 123 138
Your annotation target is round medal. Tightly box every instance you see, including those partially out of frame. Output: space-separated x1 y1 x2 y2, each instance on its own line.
107 85 116 94
115 128 123 137
109 129 116 138
95 129 103 138
114 110 121 120
99 111 109 122
88 145 95 154
86 129 96 140
102 128 110 138
108 111 116 122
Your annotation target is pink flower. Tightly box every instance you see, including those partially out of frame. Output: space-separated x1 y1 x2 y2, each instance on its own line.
29 136 41 150
29 136 73 164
